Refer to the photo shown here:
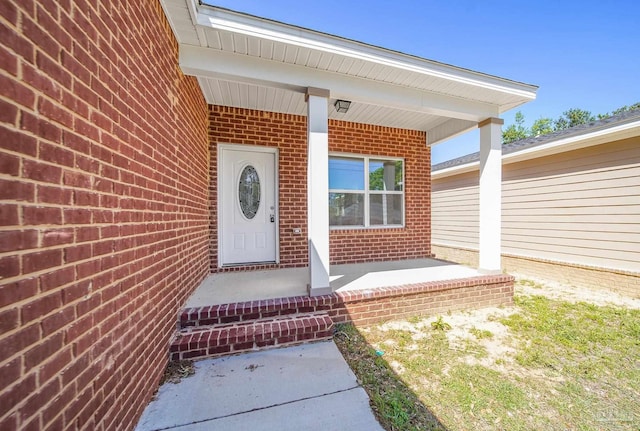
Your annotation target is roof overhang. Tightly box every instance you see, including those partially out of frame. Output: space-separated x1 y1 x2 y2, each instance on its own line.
161 0 538 143
432 118 640 179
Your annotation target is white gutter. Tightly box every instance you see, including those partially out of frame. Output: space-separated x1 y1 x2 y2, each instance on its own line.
195 4 538 100
432 119 640 179
502 120 640 164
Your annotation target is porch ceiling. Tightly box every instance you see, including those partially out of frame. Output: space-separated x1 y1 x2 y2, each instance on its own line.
160 0 538 144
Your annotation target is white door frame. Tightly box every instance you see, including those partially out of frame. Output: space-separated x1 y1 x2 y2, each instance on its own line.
217 143 279 267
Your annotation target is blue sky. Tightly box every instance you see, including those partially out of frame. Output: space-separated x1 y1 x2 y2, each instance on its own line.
208 0 640 164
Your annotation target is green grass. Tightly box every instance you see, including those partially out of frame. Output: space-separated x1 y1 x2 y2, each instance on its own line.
334 324 446 431
502 296 640 377
430 316 452 331
335 292 640 431
518 278 545 289
469 327 493 339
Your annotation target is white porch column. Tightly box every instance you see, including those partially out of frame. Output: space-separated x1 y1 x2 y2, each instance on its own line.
478 117 504 273
306 87 332 296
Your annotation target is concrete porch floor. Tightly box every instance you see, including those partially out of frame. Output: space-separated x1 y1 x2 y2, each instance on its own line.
185 258 483 307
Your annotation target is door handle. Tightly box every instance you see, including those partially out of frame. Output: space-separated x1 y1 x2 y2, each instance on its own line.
270 214 275 223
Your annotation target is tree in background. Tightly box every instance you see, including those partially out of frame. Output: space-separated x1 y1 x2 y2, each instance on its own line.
369 160 403 190
604 102 640 117
502 102 639 144
530 117 554 137
553 108 595 130
502 111 528 144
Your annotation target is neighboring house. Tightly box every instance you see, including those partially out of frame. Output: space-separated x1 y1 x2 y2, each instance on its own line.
0 1 537 430
432 110 640 298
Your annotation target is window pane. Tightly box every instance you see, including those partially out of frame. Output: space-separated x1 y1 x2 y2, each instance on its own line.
238 165 260 219
329 193 364 226
370 194 403 225
329 157 364 190
369 160 403 191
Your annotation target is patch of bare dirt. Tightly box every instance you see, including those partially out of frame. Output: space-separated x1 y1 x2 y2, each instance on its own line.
512 274 640 309
162 360 195 384
376 278 639 375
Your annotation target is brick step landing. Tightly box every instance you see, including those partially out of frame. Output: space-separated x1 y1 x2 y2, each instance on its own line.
169 312 334 361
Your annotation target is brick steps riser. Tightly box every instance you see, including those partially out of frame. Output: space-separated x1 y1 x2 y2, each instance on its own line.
178 295 334 329
170 312 334 361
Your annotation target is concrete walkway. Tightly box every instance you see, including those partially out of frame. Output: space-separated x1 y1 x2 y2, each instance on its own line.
135 341 384 431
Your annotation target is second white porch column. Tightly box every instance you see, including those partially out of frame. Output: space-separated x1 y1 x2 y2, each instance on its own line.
478 117 504 273
306 87 331 296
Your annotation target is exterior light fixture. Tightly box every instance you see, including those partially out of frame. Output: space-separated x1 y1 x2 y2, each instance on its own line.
334 99 351 113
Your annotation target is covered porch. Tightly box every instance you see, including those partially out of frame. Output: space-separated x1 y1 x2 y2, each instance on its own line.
186 258 483 306
160 1 535 361
162 1 538 296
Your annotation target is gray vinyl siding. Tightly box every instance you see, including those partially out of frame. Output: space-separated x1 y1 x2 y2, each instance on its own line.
432 137 640 272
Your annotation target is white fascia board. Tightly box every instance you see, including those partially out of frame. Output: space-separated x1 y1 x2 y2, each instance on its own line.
180 44 499 121
194 5 538 101
186 0 208 46
159 1 180 39
432 161 480 179
159 0 207 46
432 120 640 179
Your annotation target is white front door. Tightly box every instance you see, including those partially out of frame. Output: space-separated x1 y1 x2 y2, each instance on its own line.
219 146 277 265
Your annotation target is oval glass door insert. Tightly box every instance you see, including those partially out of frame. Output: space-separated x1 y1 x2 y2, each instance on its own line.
239 165 260 219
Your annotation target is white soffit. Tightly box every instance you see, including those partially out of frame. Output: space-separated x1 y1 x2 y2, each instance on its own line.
161 0 537 136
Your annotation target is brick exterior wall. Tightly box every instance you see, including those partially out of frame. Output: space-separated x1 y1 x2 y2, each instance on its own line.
328 120 431 264
431 245 480 268
208 106 431 270
0 2 210 430
433 245 640 298
208 107 308 270
330 274 514 326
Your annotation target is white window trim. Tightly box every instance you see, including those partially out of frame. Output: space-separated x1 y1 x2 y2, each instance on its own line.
329 152 405 230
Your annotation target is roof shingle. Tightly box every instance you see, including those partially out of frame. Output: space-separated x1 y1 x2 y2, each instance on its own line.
432 109 640 171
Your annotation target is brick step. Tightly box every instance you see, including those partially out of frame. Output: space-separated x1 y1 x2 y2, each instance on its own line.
178 296 334 329
170 312 334 361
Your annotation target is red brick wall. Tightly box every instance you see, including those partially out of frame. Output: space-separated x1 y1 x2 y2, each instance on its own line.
208 106 309 270
328 120 431 264
0 1 210 430
331 275 514 326
208 106 431 269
